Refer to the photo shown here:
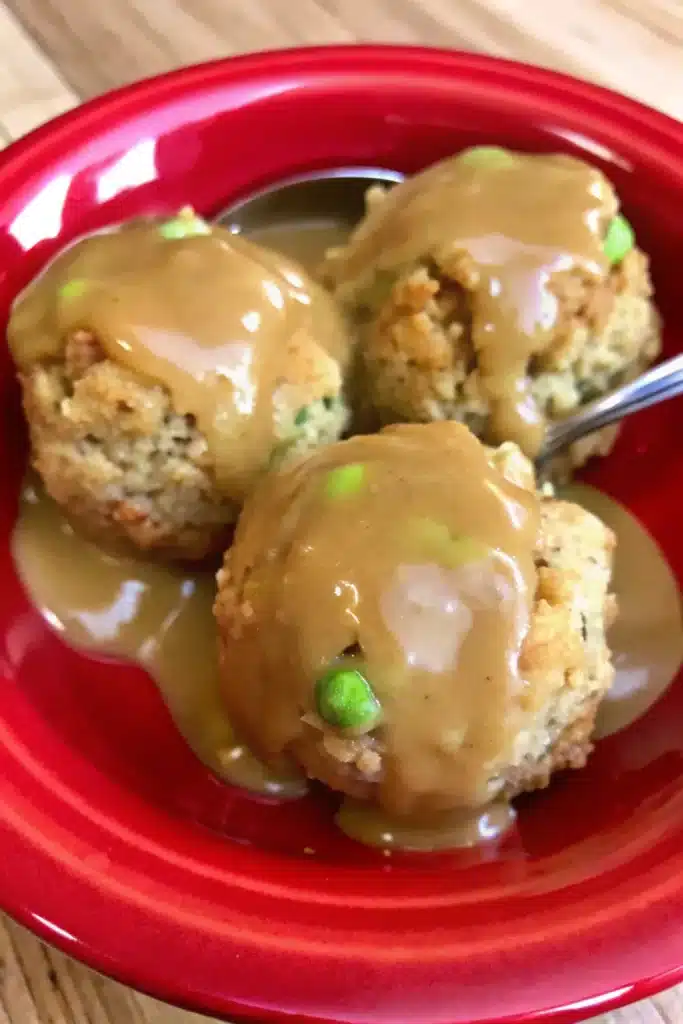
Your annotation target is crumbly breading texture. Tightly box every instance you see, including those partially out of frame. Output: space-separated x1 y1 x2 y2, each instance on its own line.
501 498 616 797
331 205 660 469
20 332 348 560
214 448 617 810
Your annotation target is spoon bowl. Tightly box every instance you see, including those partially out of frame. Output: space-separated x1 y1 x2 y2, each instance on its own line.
220 166 404 234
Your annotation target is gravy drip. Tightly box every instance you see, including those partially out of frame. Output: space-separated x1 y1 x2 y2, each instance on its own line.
221 422 540 814
12 477 306 799
563 484 683 738
10 472 683 848
336 797 516 851
327 152 611 456
7 217 349 500
245 220 349 274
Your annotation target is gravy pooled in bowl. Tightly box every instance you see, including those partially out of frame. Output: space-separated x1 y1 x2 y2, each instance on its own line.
5 157 680 854
8 209 352 559
11 453 683 850
214 422 615 820
12 475 306 799
324 148 660 465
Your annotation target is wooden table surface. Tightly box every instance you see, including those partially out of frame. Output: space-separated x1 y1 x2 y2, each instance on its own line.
0 2 682 1023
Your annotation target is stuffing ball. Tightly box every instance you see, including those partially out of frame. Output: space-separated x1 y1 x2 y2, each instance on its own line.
322 147 660 471
8 210 352 560
215 421 616 817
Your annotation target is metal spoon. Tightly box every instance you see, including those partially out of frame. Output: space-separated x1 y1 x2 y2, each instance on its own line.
538 353 683 467
218 166 405 235
217 166 682 465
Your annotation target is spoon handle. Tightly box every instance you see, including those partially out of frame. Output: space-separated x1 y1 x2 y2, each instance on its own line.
542 352 683 462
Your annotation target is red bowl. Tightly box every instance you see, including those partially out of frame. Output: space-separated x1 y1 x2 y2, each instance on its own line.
1 44 683 1024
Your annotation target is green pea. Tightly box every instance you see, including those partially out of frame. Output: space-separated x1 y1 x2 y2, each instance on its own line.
410 517 453 551
324 462 365 498
294 406 309 427
445 535 491 567
354 268 400 320
604 214 634 265
409 517 491 567
315 667 381 731
458 146 515 169
268 437 296 470
159 210 211 240
59 279 88 301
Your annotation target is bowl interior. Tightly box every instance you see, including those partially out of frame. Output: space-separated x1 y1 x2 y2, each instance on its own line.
1 48 683 1024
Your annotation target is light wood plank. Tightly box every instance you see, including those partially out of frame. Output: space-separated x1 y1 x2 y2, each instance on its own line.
3 0 683 119
0 5 76 137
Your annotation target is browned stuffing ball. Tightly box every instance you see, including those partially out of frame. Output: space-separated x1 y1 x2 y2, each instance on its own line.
9 211 351 560
323 147 660 472
19 332 239 560
214 422 616 817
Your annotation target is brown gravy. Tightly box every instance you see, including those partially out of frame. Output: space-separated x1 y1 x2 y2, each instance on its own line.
7 211 350 500
8 212 681 849
12 476 306 799
333 484 683 850
218 422 540 816
245 220 349 275
10 474 683 846
336 798 516 852
562 484 683 739
324 151 612 457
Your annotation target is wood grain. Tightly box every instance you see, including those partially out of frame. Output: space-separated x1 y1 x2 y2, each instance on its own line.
0 1 682 1022
3 0 683 118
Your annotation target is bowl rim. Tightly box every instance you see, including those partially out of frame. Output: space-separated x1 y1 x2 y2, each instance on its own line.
2 43 683 1024
2 42 683 189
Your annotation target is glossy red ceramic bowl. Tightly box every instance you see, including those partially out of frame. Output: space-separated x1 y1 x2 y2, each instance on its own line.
1 45 683 1024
